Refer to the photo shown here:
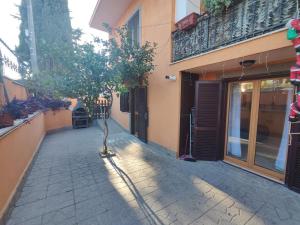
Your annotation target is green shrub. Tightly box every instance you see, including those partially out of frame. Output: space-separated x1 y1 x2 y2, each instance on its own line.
203 0 234 14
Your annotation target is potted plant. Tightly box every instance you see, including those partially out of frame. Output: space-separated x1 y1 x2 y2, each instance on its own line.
203 0 235 15
25 97 41 114
0 108 14 128
7 99 28 119
176 13 199 31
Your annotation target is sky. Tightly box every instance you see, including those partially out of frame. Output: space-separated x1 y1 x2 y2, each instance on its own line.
0 0 108 78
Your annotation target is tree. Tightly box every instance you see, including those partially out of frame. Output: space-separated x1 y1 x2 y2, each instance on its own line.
54 36 121 155
16 22 156 156
96 25 156 155
59 26 157 155
23 29 80 98
103 25 157 89
16 0 73 77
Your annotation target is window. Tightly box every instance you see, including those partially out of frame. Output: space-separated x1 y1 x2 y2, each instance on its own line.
128 11 140 46
225 78 293 181
176 0 201 22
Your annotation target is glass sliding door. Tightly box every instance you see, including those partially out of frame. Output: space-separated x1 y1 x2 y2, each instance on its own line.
225 77 293 180
254 78 293 173
226 82 253 161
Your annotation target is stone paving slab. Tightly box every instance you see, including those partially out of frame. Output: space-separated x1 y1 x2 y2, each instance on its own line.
5 120 300 225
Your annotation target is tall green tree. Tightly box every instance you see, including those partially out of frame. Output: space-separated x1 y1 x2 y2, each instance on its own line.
16 0 73 78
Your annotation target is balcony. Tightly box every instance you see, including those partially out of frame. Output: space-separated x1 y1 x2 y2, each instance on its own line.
172 0 297 62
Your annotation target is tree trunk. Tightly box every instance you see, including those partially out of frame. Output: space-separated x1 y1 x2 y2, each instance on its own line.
102 113 109 154
101 89 113 155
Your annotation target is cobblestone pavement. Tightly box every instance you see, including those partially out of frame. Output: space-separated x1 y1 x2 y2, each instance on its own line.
5 120 300 225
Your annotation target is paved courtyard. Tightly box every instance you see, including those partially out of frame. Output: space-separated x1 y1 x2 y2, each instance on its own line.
5 120 300 225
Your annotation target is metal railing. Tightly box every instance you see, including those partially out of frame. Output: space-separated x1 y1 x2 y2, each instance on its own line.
172 0 298 62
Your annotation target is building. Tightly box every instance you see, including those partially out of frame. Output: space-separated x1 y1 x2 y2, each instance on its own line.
90 0 300 192
0 39 28 106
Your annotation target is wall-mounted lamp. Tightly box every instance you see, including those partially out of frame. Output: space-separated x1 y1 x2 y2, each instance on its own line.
239 60 256 68
165 75 177 81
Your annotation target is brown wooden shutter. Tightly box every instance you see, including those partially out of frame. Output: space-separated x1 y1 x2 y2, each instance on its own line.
134 87 148 143
286 124 300 193
193 81 222 161
120 92 129 112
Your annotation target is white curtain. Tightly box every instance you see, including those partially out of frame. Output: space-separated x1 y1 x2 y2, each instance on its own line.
228 84 242 157
275 88 293 171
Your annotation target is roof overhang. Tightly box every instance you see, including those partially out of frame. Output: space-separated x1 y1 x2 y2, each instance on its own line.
90 0 133 31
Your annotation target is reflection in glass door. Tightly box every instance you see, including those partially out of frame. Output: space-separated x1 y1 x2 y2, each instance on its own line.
225 77 293 180
226 82 253 161
254 79 293 173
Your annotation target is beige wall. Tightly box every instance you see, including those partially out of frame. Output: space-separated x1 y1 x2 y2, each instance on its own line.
107 0 293 154
111 93 129 130
0 109 71 221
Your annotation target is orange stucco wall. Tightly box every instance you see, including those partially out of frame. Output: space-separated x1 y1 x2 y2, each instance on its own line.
111 0 179 151
0 109 71 220
105 0 293 154
0 77 28 106
44 109 72 132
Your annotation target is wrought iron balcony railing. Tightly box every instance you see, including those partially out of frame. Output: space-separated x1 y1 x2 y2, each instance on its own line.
172 0 298 62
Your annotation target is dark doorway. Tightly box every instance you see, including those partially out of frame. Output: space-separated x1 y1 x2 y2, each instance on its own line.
179 72 199 156
129 87 148 143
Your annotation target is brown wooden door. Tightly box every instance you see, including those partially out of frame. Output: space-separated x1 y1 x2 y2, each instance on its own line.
134 87 148 143
193 81 223 160
286 124 300 193
129 88 135 135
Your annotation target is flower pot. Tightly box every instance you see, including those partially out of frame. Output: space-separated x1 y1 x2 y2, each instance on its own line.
27 105 39 114
0 112 14 128
20 109 29 119
176 13 199 31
